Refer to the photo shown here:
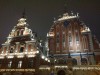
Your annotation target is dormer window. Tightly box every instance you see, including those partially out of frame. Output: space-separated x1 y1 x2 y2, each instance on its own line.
10 48 13 53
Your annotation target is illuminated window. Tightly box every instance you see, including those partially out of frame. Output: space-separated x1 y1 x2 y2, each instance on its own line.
28 59 33 68
8 61 12 68
76 41 79 46
10 48 13 53
69 42 72 46
18 61 22 68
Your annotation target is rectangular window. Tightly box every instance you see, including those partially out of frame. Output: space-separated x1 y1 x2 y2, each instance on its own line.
28 59 33 68
69 42 72 46
56 32 59 43
18 61 22 68
56 43 59 48
69 33 72 42
8 61 12 68
76 41 79 45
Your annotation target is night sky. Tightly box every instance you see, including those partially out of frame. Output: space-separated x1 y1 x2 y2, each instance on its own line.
0 0 100 45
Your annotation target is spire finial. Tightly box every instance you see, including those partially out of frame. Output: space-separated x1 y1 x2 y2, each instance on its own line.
22 9 26 18
64 0 67 13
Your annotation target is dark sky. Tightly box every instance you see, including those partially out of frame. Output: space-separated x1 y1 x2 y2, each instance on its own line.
0 0 100 45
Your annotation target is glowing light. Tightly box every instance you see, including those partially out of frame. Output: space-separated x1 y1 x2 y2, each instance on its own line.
17 55 24 58
39 67 50 70
73 66 100 70
0 69 35 72
58 14 78 21
47 32 54 37
36 51 39 53
0 56 4 59
27 55 35 58
48 60 50 62
55 66 68 68
45 58 48 61
41 55 45 59
7 56 14 58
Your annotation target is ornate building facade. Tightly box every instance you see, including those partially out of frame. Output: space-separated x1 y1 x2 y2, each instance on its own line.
46 12 100 75
0 14 50 75
0 11 100 75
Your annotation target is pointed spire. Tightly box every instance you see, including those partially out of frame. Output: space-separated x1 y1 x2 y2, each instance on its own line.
22 9 26 18
64 0 67 13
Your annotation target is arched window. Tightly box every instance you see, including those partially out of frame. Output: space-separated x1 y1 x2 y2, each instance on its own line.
81 58 88 65
10 48 13 53
72 58 77 65
20 47 24 52
17 30 19 36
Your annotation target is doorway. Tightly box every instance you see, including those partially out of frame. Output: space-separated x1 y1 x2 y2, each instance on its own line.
57 70 66 75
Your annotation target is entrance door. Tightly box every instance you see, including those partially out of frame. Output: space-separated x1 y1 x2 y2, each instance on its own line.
57 70 66 75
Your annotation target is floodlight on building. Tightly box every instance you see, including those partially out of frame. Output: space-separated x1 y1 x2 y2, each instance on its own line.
41 55 45 59
36 51 39 53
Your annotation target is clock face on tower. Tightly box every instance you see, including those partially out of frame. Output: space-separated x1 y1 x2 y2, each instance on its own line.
63 20 69 27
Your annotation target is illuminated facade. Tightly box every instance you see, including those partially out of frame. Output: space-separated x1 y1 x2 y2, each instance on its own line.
0 14 50 75
0 11 100 75
46 12 100 75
